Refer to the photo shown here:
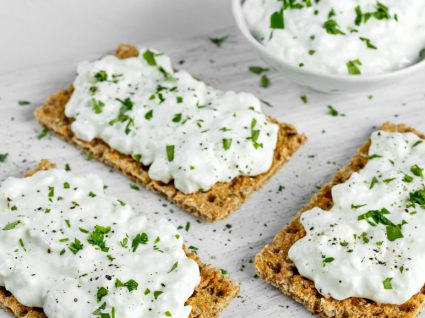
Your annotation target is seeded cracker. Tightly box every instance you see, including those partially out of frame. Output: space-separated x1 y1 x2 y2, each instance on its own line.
34 44 306 222
255 123 425 318
0 159 239 318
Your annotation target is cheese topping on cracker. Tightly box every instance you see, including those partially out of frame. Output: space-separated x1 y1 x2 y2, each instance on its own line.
0 169 200 317
289 131 425 304
64 49 279 194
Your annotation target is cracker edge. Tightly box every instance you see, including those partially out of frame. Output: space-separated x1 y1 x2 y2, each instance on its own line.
254 122 425 318
0 159 240 318
33 44 307 222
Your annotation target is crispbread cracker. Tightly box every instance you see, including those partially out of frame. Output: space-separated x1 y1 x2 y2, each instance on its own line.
0 159 239 318
255 123 425 318
34 44 306 222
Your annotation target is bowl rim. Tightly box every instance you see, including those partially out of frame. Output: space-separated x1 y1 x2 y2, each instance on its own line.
232 0 425 83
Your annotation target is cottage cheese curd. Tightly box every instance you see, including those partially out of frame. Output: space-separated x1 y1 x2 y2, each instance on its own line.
289 131 425 304
243 0 425 75
0 169 200 317
65 48 278 193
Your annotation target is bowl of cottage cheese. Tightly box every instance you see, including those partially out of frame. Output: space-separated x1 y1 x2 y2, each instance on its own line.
233 0 425 93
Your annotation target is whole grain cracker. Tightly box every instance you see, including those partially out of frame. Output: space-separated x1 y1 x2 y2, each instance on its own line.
0 159 239 318
34 44 306 222
255 123 425 318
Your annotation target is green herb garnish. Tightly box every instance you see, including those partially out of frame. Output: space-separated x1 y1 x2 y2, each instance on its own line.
209 35 229 47
249 66 269 74
346 59 362 75
3 220 21 231
38 127 49 139
383 277 393 289
68 238 84 254
131 232 149 252
18 100 31 106
94 70 108 82
223 138 232 151
115 278 138 292
143 50 157 66
88 225 111 252
145 109 153 120
166 145 175 162
97 287 108 302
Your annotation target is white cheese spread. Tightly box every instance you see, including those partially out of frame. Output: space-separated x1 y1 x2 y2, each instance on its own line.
0 168 200 317
242 0 425 75
65 48 279 194
289 131 425 305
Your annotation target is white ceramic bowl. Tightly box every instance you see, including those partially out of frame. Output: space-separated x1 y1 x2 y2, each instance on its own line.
232 0 425 93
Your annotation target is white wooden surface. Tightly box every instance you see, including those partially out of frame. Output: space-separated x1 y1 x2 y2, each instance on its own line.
1 2 425 317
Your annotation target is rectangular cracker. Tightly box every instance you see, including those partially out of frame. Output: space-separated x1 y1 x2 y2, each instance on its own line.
0 159 239 318
34 44 306 222
255 122 425 318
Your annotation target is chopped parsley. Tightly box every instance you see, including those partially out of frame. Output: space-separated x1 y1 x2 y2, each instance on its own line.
383 178 395 184
369 176 379 189
355 3 391 26
87 225 111 252
351 203 366 209
260 74 270 88
327 105 340 117
403 174 414 183
270 9 285 29
38 127 49 139
153 290 163 300
68 238 84 254
323 19 345 35
247 118 263 149
412 140 423 148
48 186 55 198
97 287 108 302
346 59 362 75
132 154 142 162
359 37 377 50
0 153 7 163
322 256 335 267
130 184 140 191
209 35 229 47
91 99 105 114
249 66 269 74
364 154 382 160
383 277 393 290
300 95 308 104
223 138 232 151
18 100 31 106
168 261 178 273
408 188 425 209
94 70 108 82
19 238 26 252
144 109 153 120
357 208 403 241
115 278 138 292
410 164 423 178
3 220 21 231
143 50 157 66
131 232 149 252
172 113 182 123
166 145 175 162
